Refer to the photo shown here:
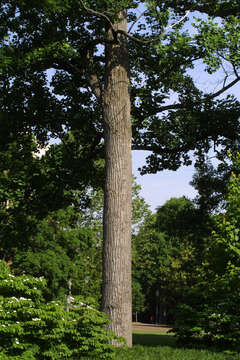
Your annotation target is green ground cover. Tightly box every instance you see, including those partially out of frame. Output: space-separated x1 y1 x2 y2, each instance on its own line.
113 331 240 360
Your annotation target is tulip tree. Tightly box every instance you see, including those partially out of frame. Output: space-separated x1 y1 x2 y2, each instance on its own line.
1 0 240 346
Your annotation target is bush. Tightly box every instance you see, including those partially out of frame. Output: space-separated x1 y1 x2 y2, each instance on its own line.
173 279 240 350
0 260 118 359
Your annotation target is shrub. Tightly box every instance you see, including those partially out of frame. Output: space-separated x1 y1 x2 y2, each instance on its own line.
0 260 118 359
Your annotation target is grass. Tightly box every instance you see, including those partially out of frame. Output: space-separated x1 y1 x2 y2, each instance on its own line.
113 330 240 360
133 329 176 346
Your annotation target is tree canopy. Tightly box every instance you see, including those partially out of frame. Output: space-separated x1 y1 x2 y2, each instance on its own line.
1 1 240 170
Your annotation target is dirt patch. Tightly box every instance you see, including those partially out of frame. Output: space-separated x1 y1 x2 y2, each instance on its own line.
132 322 172 333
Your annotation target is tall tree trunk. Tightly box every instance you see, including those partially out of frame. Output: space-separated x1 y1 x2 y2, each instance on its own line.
101 11 132 347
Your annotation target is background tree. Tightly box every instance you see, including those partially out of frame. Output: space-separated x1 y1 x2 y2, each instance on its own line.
132 278 146 322
133 214 169 323
1 0 240 345
191 144 240 213
12 207 102 302
0 130 103 262
174 153 240 351
133 197 212 324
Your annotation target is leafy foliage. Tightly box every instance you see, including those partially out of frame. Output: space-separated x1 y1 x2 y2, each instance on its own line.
132 279 146 318
12 207 102 301
173 154 240 351
133 197 212 323
0 130 106 302
0 260 117 359
0 139 150 301
0 1 240 173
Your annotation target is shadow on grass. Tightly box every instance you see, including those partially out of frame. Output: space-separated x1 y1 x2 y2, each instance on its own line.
133 332 176 347
132 332 239 358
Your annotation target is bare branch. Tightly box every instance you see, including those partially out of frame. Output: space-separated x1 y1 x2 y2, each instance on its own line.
78 0 115 30
157 103 184 112
223 74 228 88
116 29 154 44
78 1 189 45
233 64 240 78
117 10 190 44
219 60 229 88
154 75 240 114
204 76 240 101
128 10 147 33
164 11 190 33
132 73 240 123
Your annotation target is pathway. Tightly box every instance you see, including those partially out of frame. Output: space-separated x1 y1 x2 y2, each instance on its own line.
132 322 172 333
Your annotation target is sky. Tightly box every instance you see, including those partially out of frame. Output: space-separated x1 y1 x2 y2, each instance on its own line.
132 151 197 212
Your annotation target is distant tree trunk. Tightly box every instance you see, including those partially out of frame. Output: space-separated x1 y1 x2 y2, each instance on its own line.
101 10 132 347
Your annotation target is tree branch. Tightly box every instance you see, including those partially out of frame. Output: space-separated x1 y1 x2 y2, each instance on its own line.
53 51 102 101
164 10 190 33
86 62 102 100
128 10 147 33
154 75 240 114
78 0 115 30
78 0 190 45
233 64 239 78
131 142 194 155
204 76 240 101
117 11 190 44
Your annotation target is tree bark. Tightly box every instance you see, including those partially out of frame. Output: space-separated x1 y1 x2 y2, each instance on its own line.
101 10 132 347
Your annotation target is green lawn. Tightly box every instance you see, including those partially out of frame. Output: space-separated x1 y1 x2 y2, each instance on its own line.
113 330 240 360
133 329 176 346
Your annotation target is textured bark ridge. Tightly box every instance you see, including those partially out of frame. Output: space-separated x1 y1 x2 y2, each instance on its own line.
101 11 132 347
